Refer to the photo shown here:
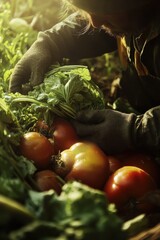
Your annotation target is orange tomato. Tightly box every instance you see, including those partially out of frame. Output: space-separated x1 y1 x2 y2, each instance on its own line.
34 170 64 194
55 142 110 190
20 132 54 169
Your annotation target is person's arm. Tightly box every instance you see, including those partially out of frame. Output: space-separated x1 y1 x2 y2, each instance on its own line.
120 33 160 113
40 12 117 60
9 12 117 93
69 27 160 157
72 106 160 158
134 106 160 154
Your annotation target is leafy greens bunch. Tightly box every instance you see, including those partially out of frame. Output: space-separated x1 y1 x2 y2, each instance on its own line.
0 87 37 202
14 65 105 120
5 182 127 240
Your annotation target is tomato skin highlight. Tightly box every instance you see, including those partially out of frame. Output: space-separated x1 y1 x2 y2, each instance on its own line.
34 170 63 194
51 118 79 154
20 132 54 170
107 152 160 186
57 142 110 190
104 166 157 213
121 152 160 186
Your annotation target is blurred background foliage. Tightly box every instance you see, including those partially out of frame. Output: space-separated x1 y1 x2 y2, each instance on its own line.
4 0 63 30
0 0 121 102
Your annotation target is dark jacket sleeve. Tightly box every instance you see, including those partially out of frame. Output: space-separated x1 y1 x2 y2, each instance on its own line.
120 32 160 113
120 63 160 113
115 34 160 157
133 106 160 157
36 12 117 61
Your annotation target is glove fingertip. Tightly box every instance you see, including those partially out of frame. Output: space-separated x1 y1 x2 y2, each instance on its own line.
9 78 23 93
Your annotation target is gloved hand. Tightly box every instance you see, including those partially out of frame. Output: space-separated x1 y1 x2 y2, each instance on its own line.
9 12 79 93
72 109 137 154
9 12 117 93
9 39 55 93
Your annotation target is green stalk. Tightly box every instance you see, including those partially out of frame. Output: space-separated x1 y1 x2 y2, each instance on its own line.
46 65 87 77
12 96 48 107
59 102 76 119
1 146 32 190
0 98 10 112
12 96 76 119
0 98 22 131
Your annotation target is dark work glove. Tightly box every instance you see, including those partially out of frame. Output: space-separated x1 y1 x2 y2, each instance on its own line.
9 13 82 93
9 12 117 93
72 109 137 154
9 38 58 93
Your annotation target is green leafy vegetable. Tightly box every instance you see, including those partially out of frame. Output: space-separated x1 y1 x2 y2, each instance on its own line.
0 90 37 202
0 2 37 91
7 181 127 240
13 65 105 120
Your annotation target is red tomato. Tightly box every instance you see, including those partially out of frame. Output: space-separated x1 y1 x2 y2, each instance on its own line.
20 132 54 170
121 152 160 186
51 117 79 154
34 170 64 195
104 166 157 213
56 142 110 190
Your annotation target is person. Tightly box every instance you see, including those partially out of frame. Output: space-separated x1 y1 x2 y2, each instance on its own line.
9 0 160 158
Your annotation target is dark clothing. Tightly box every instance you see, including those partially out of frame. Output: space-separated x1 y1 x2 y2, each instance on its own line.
120 25 160 113
39 12 160 113
35 12 160 155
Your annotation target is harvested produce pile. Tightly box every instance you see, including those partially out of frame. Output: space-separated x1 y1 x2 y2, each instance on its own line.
0 65 124 239
1 65 160 239
1 2 160 239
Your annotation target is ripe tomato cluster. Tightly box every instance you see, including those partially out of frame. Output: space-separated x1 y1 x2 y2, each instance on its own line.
19 117 160 215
